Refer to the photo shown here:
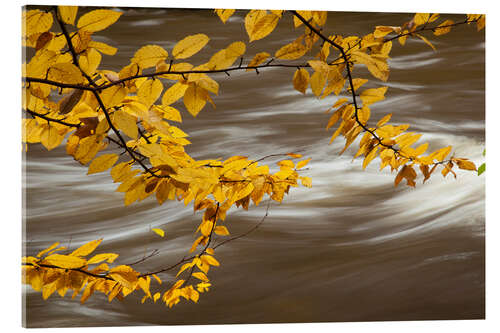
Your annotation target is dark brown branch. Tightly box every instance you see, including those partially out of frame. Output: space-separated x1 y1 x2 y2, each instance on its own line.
22 262 114 281
53 6 98 88
25 109 81 128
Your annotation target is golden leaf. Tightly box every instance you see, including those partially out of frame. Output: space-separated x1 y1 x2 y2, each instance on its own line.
246 52 270 71
173 34 210 59
70 239 103 257
113 110 138 139
183 84 209 117
138 79 163 108
214 225 229 236
162 82 189 106
58 6 78 25
296 158 311 169
192 272 209 282
77 9 122 32
293 68 310 94
360 87 388 106
152 228 165 237
24 10 53 36
215 9 236 23
247 13 280 42
87 154 119 175
454 158 477 171
310 71 326 97
413 13 430 26
275 42 308 60
48 63 84 84
132 45 169 69
87 253 119 264
37 242 60 258
42 254 87 269
79 48 102 76
433 20 454 36
88 41 118 55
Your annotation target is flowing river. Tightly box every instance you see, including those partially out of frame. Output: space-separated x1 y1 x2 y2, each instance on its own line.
22 8 485 327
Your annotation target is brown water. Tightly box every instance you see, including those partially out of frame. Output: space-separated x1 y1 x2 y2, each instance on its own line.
22 8 485 327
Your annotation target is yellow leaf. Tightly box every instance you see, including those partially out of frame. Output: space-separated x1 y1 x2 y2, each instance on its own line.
376 113 392 127
132 45 169 69
114 110 138 139
40 126 64 151
109 266 139 290
87 253 119 264
58 6 78 25
173 33 210 59
360 87 388 106
214 225 229 236
48 63 84 84
183 84 209 117
153 292 161 302
79 48 102 76
153 105 182 122
275 42 308 60
87 154 119 175
42 254 87 269
310 71 326 97
454 158 477 171
138 79 163 108
192 272 209 282
70 239 103 257
152 228 165 237
246 52 270 71
88 41 118 55
296 158 311 169
433 20 454 36
293 68 310 94
77 9 122 32
215 9 236 23
351 51 389 82
300 176 312 188
287 153 303 158
36 242 60 258
416 34 436 51
24 10 53 36
162 82 189 106
201 254 220 267
373 26 398 38
247 13 280 42
413 13 430 26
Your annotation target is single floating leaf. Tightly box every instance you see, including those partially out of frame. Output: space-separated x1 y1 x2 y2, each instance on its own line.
152 228 165 237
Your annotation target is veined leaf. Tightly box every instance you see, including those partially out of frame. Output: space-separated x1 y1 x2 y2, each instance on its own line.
132 45 169 69
77 9 122 32
275 42 307 60
293 68 310 94
70 239 103 257
42 254 87 269
215 9 236 23
173 34 210 59
58 6 78 25
87 154 119 175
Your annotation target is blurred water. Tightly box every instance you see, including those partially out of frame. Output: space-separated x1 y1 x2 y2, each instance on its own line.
22 8 485 327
